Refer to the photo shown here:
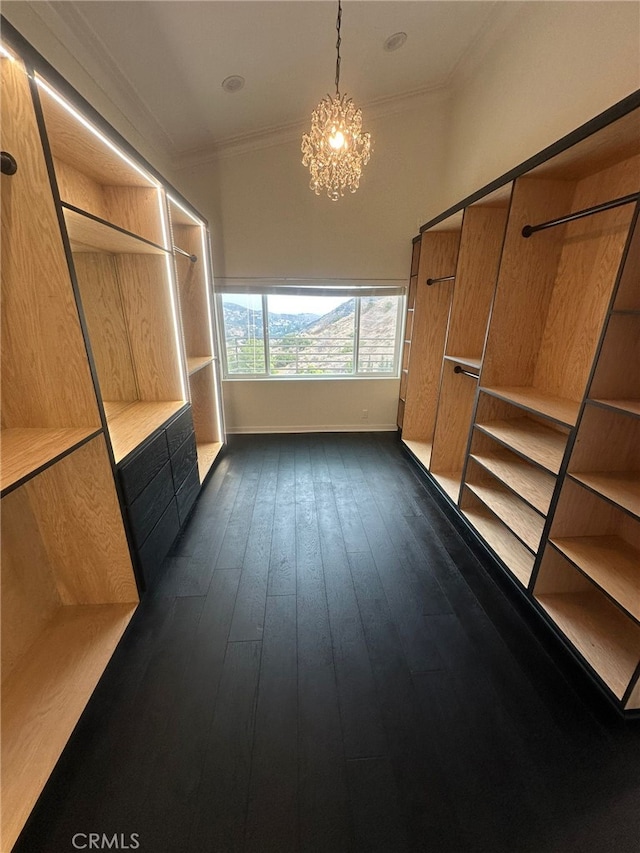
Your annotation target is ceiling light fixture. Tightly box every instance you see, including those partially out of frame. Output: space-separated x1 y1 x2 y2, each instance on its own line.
222 75 245 93
301 0 371 201
384 32 407 52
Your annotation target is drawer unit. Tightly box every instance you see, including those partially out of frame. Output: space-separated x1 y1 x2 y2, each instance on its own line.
176 463 200 526
171 431 198 493
138 499 181 585
118 405 201 586
166 407 195 456
119 429 169 506
128 461 175 548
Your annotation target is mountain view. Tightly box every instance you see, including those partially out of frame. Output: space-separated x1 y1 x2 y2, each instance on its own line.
222 297 399 375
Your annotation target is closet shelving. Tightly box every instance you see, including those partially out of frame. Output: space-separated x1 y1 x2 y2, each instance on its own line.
168 197 224 482
1 48 139 850
533 214 640 710
397 235 420 430
37 76 188 464
2 19 227 844
429 198 510 500
401 217 461 472
400 95 640 713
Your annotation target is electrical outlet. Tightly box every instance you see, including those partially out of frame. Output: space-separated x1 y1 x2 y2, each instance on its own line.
361 408 369 419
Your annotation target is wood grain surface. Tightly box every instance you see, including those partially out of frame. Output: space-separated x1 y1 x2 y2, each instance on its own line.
1 57 99 431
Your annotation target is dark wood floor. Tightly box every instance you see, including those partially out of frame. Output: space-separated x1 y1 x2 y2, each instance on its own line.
15 433 640 853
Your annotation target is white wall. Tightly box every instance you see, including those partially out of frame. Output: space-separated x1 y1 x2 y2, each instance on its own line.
176 91 450 280
444 1 640 211
176 94 450 435
222 378 400 434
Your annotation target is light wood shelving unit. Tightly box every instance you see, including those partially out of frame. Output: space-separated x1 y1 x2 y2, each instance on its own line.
1 49 139 850
399 94 640 712
38 78 188 466
397 236 421 431
2 22 227 843
169 199 224 482
401 221 461 469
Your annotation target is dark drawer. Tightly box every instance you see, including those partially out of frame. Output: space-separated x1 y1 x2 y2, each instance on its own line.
138 498 180 585
119 429 169 506
176 463 200 526
171 431 198 492
128 460 175 548
166 407 194 456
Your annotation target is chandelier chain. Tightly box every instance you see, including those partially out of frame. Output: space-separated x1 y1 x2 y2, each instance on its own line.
301 0 371 200
335 0 342 95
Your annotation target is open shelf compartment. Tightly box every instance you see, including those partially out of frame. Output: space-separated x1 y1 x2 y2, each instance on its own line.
474 391 570 474
465 458 545 552
37 76 166 248
481 156 638 424
549 477 640 623
469 428 556 516
589 313 640 417
535 546 640 704
461 487 535 586
401 227 459 448
1 436 138 851
568 403 640 517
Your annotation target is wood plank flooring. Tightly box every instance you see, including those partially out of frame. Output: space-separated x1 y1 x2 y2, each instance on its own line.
14 433 640 853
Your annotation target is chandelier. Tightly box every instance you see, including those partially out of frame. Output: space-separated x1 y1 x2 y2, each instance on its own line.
301 0 371 201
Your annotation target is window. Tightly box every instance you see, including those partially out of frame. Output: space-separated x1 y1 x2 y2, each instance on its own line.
218 287 404 378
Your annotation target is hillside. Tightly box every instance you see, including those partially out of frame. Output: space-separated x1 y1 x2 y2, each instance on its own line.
222 296 398 374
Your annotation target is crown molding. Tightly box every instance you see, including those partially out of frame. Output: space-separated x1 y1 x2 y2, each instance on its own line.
174 84 450 170
10 0 177 159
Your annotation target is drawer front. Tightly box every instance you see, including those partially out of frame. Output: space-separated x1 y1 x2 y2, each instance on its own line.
171 431 198 493
128 460 175 548
176 463 200 526
119 429 169 506
166 407 194 456
138 498 180 585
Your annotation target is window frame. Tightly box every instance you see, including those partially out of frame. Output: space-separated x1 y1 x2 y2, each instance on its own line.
217 291 405 380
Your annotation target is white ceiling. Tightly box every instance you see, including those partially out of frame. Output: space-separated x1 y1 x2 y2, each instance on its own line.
8 1 508 161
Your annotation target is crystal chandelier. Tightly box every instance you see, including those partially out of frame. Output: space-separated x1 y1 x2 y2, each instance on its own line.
301 0 371 201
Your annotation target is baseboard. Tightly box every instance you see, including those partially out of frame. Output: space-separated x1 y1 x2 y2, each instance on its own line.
225 424 398 434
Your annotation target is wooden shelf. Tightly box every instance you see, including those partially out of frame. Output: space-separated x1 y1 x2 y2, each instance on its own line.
475 417 567 474
37 77 155 189
550 537 640 623
431 471 462 502
591 399 640 418
402 439 433 470
570 472 640 518
536 590 640 700
443 354 481 371
197 441 224 482
466 478 545 552
1 603 136 852
470 447 555 515
482 386 580 426
462 503 534 586
63 206 167 255
187 356 214 376
0 427 99 493
104 400 186 463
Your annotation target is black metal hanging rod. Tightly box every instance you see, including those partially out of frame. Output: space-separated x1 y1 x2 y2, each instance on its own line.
454 365 479 379
426 274 455 286
522 192 639 238
173 245 198 263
